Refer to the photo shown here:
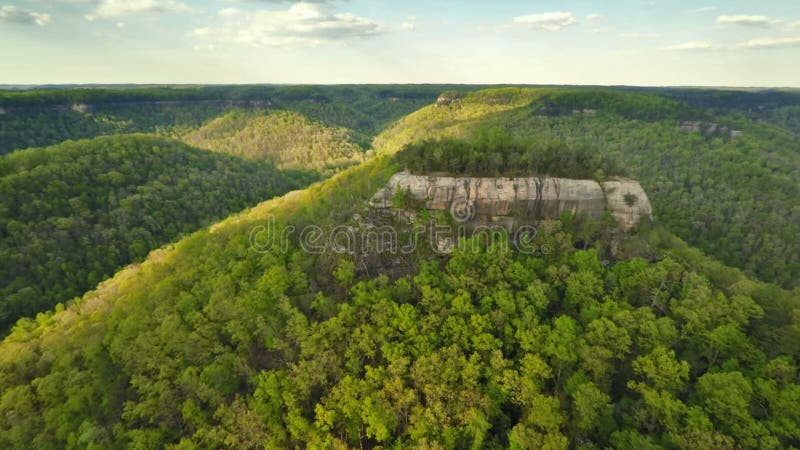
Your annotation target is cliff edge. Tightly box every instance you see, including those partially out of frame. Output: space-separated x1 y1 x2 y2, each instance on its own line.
371 171 652 231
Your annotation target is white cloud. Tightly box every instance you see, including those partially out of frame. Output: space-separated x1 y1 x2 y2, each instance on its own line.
619 32 660 39
401 15 416 31
586 13 603 23
513 12 577 31
190 2 383 48
0 5 51 26
193 43 218 52
735 36 800 49
663 41 714 51
85 0 189 21
191 27 210 37
218 8 240 18
691 6 717 13
661 36 800 51
716 14 781 27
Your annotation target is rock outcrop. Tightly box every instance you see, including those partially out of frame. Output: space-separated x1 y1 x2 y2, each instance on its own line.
600 179 653 230
679 121 742 138
371 172 652 231
436 91 465 106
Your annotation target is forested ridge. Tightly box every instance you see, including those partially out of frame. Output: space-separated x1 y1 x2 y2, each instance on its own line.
643 88 800 136
0 148 798 449
184 110 367 173
0 134 317 331
0 85 467 154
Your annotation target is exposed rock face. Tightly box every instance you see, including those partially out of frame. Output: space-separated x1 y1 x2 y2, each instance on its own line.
371 172 652 231
436 91 465 106
601 180 653 230
70 104 93 114
679 121 742 138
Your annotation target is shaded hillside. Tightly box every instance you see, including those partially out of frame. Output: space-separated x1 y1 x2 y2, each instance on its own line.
184 110 367 173
0 144 798 448
644 88 800 136
378 88 800 288
0 134 317 331
760 105 800 136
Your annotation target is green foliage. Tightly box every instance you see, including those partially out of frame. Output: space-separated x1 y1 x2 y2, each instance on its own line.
536 89 697 121
380 86 800 288
505 102 800 288
397 129 625 178
0 85 798 448
373 87 546 154
651 87 800 135
0 101 231 154
183 109 367 173
0 85 463 154
760 105 800 135
0 152 797 449
0 134 316 331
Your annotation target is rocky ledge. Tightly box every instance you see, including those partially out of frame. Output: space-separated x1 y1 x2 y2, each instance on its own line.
371 171 652 231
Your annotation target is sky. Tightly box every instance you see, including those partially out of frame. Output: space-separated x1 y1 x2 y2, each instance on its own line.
1 0 799 86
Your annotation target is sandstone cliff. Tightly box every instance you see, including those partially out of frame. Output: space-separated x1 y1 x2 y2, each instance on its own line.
371 172 652 231
600 179 653 230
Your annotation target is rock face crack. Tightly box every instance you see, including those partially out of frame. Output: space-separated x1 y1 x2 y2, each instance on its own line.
371 171 653 231
534 177 545 219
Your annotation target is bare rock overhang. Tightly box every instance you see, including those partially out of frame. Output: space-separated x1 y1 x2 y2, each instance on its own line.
371 171 653 231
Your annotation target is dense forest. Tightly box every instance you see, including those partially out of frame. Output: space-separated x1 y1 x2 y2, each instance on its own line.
184 110 367 173
0 85 798 449
378 88 800 288
398 130 625 179
0 134 316 331
643 88 800 136
0 150 798 448
0 85 465 154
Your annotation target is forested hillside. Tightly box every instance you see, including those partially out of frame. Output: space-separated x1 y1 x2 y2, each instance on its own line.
0 143 798 448
0 85 462 154
0 85 798 449
0 134 317 331
184 110 367 173
379 88 800 288
644 88 800 136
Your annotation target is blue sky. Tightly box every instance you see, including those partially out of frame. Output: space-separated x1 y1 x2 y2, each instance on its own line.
1 0 799 85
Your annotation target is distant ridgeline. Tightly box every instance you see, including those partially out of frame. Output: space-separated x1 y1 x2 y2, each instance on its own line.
637 87 800 136
0 85 474 154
